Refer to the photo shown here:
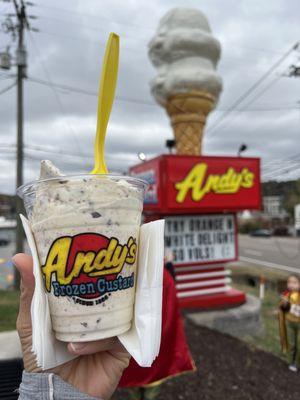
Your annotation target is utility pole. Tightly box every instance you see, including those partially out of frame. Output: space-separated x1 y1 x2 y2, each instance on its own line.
15 1 26 267
1 1 38 288
13 0 28 287
0 0 35 287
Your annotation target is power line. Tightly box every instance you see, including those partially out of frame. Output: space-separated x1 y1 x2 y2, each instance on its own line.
24 152 93 168
263 161 300 179
262 155 300 181
0 142 134 162
0 74 15 80
261 149 300 181
35 4 291 57
35 28 287 62
223 42 286 56
263 161 300 174
26 76 156 106
35 14 150 43
25 145 92 160
34 27 143 55
207 42 299 137
34 28 113 50
263 166 300 181
0 71 15 77
238 74 282 110
263 154 300 165
36 14 108 34
28 30 84 158
0 143 91 159
26 75 300 112
1 141 296 169
267 56 300 179
3 74 298 114
264 169 300 182
0 79 15 94
206 75 284 137
246 100 299 106
263 151 300 168
25 76 100 96
215 105 299 112
21 143 300 181
35 3 155 32
24 145 137 163
23 151 131 172
0 142 15 147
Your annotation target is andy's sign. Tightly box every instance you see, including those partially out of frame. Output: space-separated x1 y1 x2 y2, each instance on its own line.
175 163 254 203
130 155 261 214
42 233 137 304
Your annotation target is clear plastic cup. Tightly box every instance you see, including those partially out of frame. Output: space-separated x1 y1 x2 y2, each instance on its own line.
17 174 148 342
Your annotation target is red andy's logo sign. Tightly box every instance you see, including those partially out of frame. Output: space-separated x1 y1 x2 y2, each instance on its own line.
130 155 261 214
174 163 254 203
42 233 137 305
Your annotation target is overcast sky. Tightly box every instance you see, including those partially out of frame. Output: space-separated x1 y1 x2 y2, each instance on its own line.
0 0 299 194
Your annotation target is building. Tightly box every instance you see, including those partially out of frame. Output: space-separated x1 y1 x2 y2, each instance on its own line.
263 196 288 219
0 194 15 219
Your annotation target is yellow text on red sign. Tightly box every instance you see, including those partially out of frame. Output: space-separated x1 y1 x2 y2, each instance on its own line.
175 163 254 203
42 236 137 292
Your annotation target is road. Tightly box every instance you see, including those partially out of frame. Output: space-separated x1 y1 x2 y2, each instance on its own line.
238 234 300 273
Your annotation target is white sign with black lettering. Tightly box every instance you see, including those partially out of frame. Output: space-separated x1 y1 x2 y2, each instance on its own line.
295 204 300 230
165 214 236 265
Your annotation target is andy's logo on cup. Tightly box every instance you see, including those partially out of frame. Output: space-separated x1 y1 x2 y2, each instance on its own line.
41 233 137 305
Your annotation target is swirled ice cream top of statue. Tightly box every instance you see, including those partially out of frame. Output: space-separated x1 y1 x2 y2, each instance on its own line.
30 160 143 228
148 7 223 105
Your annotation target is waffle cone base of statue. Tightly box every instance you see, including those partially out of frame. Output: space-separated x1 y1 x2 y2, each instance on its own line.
166 91 216 155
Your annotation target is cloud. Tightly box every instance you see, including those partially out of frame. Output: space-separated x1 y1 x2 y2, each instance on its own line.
0 0 299 194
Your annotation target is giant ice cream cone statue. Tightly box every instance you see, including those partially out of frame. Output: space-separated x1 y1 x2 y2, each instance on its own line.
148 8 222 155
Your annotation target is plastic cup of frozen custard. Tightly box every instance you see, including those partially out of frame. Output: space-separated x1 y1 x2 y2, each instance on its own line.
17 174 148 342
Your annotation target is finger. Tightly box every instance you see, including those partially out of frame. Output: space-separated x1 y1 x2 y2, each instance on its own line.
12 253 35 330
12 254 40 372
68 337 119 355
12 253 34 287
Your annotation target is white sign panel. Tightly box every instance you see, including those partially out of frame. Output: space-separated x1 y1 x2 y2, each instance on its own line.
165 214 236 265
295 204 300 230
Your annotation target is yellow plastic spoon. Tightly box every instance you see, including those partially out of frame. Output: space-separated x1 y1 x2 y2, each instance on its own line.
91 32 119 174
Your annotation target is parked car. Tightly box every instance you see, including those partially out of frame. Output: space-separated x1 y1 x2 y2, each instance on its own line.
250 229 272 237
0 237 10 246
273 227 290 236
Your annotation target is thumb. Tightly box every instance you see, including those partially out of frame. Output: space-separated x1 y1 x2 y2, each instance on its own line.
12 253 40 372
12 253 35 332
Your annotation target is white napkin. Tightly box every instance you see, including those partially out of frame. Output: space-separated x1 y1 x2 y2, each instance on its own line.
20 215 165 370
119 220 165 366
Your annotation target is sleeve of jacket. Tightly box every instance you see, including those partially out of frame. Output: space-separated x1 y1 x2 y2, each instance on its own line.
18 371 101 400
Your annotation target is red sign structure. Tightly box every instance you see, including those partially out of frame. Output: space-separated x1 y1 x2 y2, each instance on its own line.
131 155 261 215
131 155 261 309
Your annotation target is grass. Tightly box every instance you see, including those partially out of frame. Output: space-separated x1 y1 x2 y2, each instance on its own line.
229 261 292 359
232 280 285 360
229 262 290 282
0 290 19 332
